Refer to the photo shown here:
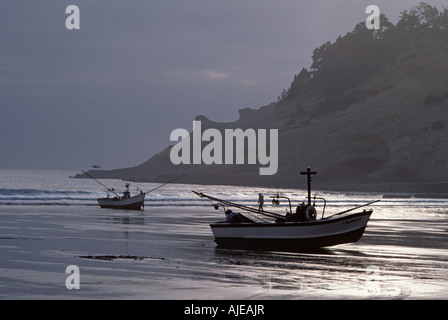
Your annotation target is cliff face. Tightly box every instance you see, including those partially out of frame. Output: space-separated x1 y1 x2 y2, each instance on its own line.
79 20 448 193
275 34 448 191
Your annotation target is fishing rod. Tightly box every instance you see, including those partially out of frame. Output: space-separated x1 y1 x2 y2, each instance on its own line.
324 199 381 219
81 170 120 197
144 174 186 194
193 191 285 220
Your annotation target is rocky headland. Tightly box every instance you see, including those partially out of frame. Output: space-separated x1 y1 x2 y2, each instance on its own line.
76 3 448 194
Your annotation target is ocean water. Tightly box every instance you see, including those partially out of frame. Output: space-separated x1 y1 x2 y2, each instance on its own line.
0 168 447 299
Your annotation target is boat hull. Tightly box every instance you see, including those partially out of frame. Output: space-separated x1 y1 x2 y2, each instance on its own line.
210 210 372 250
97 193 145 210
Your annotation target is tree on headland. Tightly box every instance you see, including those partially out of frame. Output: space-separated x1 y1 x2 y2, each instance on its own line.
277 2 448 102
414 2 440 29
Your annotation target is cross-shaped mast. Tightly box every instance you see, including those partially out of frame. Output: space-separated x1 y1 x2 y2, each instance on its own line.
300 167 317 206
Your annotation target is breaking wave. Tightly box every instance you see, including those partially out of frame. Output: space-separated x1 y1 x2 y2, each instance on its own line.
0 187 221 207
0 188 91 196
0 171 447 215
0 188 98 206
1 186 448 211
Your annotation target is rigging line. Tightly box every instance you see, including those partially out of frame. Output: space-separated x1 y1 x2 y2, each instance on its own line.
314 174 364 204
144 174 186 194
324 200 381 219
82 170 119 197
314 174 332 186
216 197 283 220
193 191 284 220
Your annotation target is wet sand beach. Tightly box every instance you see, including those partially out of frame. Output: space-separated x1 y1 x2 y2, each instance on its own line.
0 197 447 300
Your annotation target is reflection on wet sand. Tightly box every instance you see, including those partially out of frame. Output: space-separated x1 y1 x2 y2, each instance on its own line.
0 199 447 299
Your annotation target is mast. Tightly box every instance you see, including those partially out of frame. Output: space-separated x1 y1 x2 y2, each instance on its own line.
300 167 317 206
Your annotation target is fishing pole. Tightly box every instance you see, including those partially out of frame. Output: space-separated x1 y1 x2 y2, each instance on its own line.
81 170 119 197
144 174 186 194
324 199 381 219
193 191 285 220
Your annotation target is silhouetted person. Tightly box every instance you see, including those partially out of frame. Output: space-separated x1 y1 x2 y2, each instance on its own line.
123 183 131 198
296 202 307 222
258 193 264 212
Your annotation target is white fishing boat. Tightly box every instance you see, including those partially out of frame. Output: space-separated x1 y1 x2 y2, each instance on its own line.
194 167 379 250
82 170 185 210
97 193 146 210
209 210 372 249
97 185 145 210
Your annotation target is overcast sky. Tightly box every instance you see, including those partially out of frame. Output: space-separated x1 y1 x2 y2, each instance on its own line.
1 0 446 170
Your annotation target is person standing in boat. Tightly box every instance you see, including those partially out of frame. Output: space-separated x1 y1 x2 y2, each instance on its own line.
258 193 264 212
123 183 131 198
296 202 307 221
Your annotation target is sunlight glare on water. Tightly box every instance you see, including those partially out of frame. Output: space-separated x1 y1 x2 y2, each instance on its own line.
0 169 447 299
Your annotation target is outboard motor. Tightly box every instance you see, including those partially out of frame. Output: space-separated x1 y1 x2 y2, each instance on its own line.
295 203 317 221
305 205 317 221
295 203 307 221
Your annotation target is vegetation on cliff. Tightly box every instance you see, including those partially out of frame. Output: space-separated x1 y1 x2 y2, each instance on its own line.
278 2 448 102
82 2 448 193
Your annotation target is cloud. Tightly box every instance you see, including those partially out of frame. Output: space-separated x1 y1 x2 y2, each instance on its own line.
203 70 229 80
165 69 229 82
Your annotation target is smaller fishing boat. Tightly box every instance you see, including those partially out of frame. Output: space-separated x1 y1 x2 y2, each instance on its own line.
97 183 146 210
194 167 379 250
82 170 185 210
82 171 145 210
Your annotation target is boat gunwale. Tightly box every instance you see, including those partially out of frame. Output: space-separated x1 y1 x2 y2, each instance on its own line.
97 193 145 210
210 210 372 228
97 193 145 202
212 226 367 249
